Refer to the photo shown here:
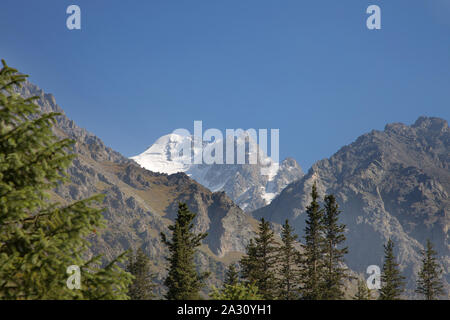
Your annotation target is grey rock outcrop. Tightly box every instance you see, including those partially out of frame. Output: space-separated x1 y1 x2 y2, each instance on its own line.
254 117 449 297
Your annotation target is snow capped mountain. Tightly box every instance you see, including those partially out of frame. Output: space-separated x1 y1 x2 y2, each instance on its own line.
131 132 304 211
131 134 196 175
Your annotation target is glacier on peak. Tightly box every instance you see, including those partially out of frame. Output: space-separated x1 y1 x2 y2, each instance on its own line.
131 132 304 211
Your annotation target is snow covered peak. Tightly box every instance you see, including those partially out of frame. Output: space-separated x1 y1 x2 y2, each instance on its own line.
131 133 192 174
131 132 304 211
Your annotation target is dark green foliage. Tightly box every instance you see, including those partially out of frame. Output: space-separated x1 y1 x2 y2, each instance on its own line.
277 219 300 300
213 262 263 300
126 248 156 300
80 251 132 300
210 282 263 300
379 239 405 300
224 264 239 287
161 202 208 300
353 279 372 300
299 183 325 300
415 239 445 300
240 218 278 299
321 194 349 299
0 60 132 299
240 239 258 282
299 187 350 300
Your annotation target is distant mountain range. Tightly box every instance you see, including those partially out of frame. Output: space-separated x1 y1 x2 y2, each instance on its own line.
131 133 303 211
18 79 448 298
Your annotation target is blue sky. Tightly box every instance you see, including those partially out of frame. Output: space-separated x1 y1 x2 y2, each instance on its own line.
1 0 449 170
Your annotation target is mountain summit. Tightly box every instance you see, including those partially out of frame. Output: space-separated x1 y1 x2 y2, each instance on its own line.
254 116 449 295
131 132 304 211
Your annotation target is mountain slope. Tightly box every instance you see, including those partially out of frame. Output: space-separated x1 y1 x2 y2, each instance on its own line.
254 117 449 297
15 81 259 294
131 133 304 211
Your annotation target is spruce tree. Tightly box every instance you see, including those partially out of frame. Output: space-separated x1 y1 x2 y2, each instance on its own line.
240 218 278 299
161 202 208 300
0 60 132 300
321 194 349 299
415 239 445 300
278 219 300 300
379 239 405 300
299 182 325 300
353 279 372 300
224 264 239 286
210 282 263 300
126 248 156 300
240 239 258 283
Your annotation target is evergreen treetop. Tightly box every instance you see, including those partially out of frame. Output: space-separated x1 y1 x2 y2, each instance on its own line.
240 218 278 300
210 282 263 300
321 194 349 300
299 182 325 300
161 202 209 300
224 264 240 287
278 219 300 300
126 248 156 300
240 239 258 283
415 239 445 300
379 239 405 300
353 279 372 300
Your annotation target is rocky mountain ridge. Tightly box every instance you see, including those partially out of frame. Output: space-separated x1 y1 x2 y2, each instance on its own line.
254 116 449 297
16 81 259 293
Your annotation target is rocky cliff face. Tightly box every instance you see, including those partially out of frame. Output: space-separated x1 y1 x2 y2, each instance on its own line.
254 117 449 297
16 81 258 293
131 133 304 212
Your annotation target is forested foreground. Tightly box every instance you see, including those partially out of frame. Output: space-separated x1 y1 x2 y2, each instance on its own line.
0 61 446 300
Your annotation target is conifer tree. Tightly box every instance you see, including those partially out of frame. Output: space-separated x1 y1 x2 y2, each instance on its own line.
212 263 263 300
240 239 258 283
240 218 278 299
321 194 349 299
224 264 239 286
415 239 445 300
353 279 372 300
379 239 405 300
161 202 208 300
278 219 300 300
299 183 325 300
0 60 132 300
210 282 263 300
126 248 156 300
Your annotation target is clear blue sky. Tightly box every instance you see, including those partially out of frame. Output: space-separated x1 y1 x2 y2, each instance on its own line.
1 0 449 170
